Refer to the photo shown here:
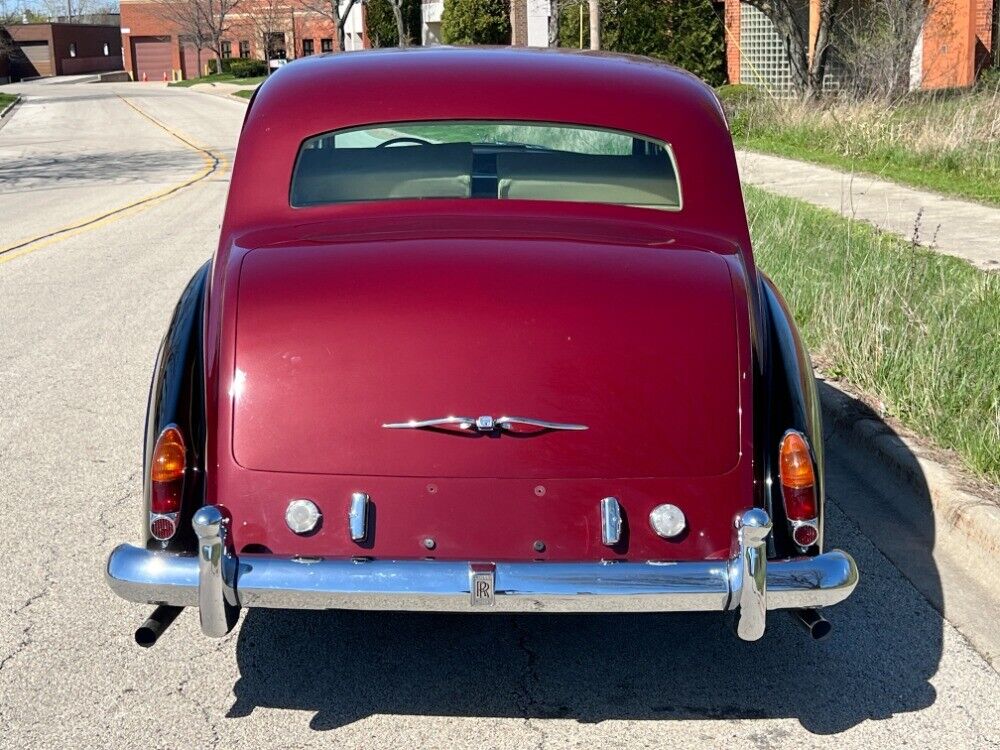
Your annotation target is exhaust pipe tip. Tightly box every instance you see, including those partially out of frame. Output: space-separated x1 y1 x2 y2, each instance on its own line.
135 605 184 648
792 608 832 641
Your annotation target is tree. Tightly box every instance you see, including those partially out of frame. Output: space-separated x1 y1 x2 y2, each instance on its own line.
154 0 243 68
366 0 420 47
243 0 286 63
741 0 840 99
298 0 362 51
440 0 510 45
558 0 725 86
836 0 928 99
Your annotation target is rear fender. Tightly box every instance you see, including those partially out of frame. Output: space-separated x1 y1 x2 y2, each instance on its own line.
759 274 825 555
141 262 210 551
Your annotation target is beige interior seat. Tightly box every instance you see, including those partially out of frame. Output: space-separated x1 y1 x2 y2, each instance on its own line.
292 143 473 205
496 152 679 207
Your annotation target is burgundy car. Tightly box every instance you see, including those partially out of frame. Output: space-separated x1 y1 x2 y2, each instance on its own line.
106 48 857 646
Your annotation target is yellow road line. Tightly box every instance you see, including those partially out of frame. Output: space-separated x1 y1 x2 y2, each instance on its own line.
0 94 227 267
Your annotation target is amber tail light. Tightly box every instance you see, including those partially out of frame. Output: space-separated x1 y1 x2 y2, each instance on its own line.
149 425 186 541
778 430 818 548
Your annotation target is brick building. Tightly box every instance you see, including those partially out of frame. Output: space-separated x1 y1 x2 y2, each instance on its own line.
120 0 366 81
724 0 998 92
2 22 123 82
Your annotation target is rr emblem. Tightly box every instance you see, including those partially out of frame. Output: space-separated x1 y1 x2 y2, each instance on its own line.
470 563 495 606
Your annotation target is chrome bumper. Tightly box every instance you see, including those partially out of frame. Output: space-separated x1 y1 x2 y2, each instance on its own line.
106 507 858 641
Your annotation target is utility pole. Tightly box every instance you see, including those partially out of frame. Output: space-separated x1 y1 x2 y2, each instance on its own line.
66 0 72 22
588 0 599 50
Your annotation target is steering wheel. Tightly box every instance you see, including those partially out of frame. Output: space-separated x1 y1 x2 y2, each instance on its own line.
376 136 433 148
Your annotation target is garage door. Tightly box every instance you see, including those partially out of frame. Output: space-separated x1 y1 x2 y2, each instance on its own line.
11 41 53 79
182 45 206 80
133 36 172 81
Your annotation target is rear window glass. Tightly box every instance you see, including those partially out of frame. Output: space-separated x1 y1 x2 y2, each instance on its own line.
290 121 681 210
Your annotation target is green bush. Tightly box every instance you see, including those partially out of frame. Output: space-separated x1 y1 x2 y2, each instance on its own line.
228 58 267 78
207 57 234 74
440 0 510 45
715 82 770 133
559 0 725 86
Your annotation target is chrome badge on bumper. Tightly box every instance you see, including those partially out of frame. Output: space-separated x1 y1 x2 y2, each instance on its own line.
470 563 496 606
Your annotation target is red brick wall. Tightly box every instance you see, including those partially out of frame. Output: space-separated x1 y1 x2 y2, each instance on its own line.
120 1 183 79
724 0 740 84
120 0 343 81
923 0 977 89
511 0 528 46
50 23 122 75
974 0 994 71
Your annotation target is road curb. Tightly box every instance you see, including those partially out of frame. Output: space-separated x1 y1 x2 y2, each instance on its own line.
1 94 21 119
820 378 1000 558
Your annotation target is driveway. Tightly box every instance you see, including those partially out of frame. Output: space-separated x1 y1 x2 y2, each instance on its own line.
1 81 998 749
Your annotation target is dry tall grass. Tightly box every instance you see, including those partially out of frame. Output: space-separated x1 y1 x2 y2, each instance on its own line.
725 80 1000 204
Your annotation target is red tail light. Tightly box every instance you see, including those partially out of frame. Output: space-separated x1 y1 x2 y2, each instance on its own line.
779 430 818 548
150 426 185 540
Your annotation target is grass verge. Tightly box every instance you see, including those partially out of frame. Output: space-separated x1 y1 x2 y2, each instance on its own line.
232 89 254 99
745 185 1000 483
169 73 267 88
0 93 18 110
722 82 1000 206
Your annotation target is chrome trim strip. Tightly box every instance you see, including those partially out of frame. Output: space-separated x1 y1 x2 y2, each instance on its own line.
381 415 588 432
600 497 622 546
349 492 369 542
107 506 858 634
496 416 588 432
382 416 478 430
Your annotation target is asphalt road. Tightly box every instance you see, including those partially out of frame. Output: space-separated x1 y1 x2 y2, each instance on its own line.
1 81 999 749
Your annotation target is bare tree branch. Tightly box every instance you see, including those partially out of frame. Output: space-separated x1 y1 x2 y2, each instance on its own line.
742 0 840 99
153 0 243 67
297 0 361 51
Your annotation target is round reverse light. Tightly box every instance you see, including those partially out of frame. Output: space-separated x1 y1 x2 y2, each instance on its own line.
149 515 177 541
792 523 819 547
285 499 321 535
649 504 687 538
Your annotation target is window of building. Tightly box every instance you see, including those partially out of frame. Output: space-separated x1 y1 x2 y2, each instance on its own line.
221 41 232 58
321 38 333 53
302 38 314 56
239 40 250 58
103 42 109 56
266 32 286 60
69 43 77 58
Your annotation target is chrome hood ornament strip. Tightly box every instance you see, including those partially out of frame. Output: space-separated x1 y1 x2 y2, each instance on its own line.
382 415 588 432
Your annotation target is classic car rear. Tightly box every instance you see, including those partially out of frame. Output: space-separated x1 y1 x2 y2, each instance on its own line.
106 48 857 647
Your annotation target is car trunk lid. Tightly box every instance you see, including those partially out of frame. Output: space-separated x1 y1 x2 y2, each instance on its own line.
231 237 744 481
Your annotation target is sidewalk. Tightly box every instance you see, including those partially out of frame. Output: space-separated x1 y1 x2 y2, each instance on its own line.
736 150 1000 272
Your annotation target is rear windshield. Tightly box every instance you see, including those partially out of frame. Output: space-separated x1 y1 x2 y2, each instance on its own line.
290 121 681 209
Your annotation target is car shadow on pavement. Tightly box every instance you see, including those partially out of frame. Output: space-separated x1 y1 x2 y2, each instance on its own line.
227 385 943 735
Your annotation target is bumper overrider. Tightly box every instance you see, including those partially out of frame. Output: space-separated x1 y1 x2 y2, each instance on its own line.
106 506 858 642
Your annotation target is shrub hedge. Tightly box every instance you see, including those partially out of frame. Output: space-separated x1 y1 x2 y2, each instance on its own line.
228 58 268 78
440 0 511 45
558 0 726 86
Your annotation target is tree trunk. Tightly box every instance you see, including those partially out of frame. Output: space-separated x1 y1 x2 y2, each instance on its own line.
806 0 839 98
548 0 560 46
588 0 599 50
391 0 406 46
